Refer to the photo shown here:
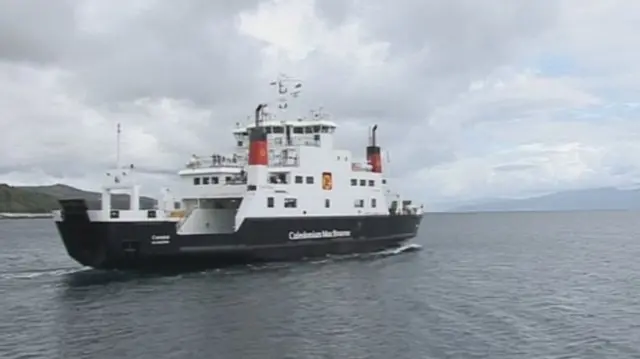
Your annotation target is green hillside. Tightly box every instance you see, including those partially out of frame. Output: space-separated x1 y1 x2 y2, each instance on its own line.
0 184 60 213
0 183 157 213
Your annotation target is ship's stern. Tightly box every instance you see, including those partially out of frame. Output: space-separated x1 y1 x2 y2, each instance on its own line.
54 199 114 268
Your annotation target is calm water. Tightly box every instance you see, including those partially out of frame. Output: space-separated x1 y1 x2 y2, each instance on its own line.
1 212 640 358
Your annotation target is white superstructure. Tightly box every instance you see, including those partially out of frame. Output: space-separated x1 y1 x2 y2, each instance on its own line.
54 75 423 236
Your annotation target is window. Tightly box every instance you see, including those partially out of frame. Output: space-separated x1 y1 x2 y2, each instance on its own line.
293 127 303 134
193 177 200 185
382 179 387 184
371 198 377 208
225 176 232 183
368 180 374 187
295 175 303 184
267 197 274 208
354 199 364 208
273 126 284 134
285 198 297 208
203 177 210 185
237 141 243 147
212 176 219 184
325 199 330 208
306 176 314 184
359 179 366 186
351 179 357 186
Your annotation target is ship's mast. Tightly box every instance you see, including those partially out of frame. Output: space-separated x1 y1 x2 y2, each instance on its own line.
116 122 122 169
269 73 303 118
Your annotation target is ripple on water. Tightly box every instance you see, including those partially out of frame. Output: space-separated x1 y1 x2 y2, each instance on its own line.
2 213 640 358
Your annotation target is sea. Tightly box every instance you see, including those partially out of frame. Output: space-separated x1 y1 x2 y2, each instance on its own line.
1 211 640 359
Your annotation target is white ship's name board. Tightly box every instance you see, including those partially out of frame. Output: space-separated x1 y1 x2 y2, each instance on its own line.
151 234 170 245
288 230 351 240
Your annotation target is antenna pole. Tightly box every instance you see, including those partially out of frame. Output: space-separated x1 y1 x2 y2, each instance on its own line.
270 73 303 118
116 123 121 169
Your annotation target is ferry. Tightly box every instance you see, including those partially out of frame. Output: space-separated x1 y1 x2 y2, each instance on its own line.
53 75 424 270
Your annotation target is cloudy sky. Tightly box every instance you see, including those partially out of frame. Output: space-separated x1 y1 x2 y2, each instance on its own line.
1 0 639 209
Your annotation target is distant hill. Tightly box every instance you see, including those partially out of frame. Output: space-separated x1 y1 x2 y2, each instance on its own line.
450 187 640 213
0 184 61 213
0 183 157 213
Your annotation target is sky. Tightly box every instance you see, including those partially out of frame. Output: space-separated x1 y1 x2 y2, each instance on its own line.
1 0 640 210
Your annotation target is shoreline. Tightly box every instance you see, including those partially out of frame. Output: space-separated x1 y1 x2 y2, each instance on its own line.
0 213 53 219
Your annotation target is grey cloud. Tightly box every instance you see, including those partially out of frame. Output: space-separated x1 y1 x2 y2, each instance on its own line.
356 1 559 59
301 1 560 129
0 0 564 197
71 7 264 107
312 0 356 26
493 163 537 172
0 0 265 107
0 0 76 64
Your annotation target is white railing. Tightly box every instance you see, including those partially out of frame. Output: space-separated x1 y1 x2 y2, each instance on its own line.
186 154 246 169
270 157 299 167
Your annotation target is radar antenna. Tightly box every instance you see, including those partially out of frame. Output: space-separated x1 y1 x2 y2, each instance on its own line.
269 73 303 111
310 106 325 120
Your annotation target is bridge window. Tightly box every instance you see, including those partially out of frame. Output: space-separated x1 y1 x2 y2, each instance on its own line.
203 177 210 185
273 126 284 134
354 199 364 208
225 176 232 183
295 175 303 184
284 198 297 208
306 176 314 184
193 177 200 185
350 179 357 186
293 127 303 134
371 198 377 208
267 197 274 208
269 172 287 184
313 125 321 133
368 180 374 186
359 179 366 186
212 176 219 184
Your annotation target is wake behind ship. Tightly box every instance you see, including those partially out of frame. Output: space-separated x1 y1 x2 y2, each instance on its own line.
53 75 424 270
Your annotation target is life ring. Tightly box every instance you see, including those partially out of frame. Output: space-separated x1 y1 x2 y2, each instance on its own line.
322 173 332 190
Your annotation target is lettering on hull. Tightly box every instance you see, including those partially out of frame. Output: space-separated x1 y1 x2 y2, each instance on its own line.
288 230 351 241
151 234 170 245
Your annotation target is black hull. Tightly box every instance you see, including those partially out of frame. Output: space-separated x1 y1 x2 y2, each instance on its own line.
55 200 423 271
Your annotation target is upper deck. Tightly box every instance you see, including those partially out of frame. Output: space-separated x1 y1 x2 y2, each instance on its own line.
177 74 377 177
